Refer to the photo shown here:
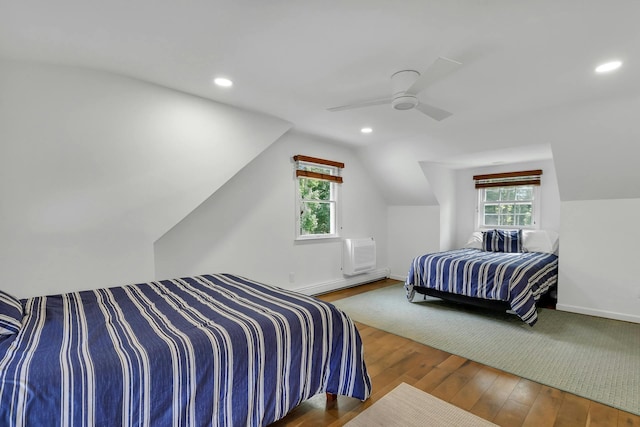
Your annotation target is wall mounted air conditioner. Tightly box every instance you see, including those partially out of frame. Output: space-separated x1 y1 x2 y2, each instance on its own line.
343 238 376 276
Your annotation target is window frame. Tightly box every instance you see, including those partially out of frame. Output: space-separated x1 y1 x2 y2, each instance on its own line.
476 184 540 230
295 161 341 241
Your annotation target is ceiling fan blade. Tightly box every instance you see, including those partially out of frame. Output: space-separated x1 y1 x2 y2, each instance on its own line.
327 97 392 112
415 102 453 121
406 56 462 95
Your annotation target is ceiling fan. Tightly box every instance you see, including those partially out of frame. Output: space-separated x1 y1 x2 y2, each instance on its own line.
327 57 462 121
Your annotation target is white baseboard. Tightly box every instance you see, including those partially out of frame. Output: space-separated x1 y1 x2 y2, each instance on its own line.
389 274 406 282
556 303 640 324
293 268 391 296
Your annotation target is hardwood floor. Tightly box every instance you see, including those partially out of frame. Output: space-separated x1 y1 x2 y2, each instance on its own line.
271 279 640 427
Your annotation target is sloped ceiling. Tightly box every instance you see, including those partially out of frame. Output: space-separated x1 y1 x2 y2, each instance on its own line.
0 60 291 247
1 1 640 204
0 59 292 295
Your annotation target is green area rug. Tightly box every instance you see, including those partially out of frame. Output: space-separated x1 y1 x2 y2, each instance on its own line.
331 284 640 415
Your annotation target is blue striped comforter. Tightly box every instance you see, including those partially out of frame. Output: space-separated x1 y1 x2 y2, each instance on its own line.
0 274 371 426
405 249 558 325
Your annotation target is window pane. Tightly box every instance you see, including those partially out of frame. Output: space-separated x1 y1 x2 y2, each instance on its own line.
485 188 500 202
299 164 333 175
515 186 533 201
300 201 331 235
515 215 530 226
498 204 513 215
500 214 514 226
500 187 516 201
484 204 499 214
485 214 499 225
311 166 332 175
514 204 532 214
299 178 330 201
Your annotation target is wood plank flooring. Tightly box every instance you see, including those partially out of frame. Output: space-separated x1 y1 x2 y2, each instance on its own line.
270 279 640 427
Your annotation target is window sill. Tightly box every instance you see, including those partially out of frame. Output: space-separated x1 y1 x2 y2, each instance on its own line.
478 226 538 231
295 234 341 243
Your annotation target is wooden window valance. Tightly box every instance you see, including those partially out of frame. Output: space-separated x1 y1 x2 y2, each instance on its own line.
293 155 344 183
473 169 542 189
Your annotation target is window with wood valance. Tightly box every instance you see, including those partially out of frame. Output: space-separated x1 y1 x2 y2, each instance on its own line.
293 155 344 239
293 155 344 183
473 169 543 229
473 169 542 189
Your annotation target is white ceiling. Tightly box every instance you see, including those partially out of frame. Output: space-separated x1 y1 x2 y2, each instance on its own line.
2 1 639 202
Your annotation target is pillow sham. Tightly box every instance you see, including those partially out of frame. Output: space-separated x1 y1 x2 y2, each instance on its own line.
0 290 23 337
464 231 483 249
522 230 559 254
482 229 523 253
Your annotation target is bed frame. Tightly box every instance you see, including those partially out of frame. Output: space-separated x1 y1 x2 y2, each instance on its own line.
413 285 557 312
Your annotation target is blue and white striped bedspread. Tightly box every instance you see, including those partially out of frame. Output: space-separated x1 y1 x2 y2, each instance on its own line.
0 274 371 426
405 249 558 325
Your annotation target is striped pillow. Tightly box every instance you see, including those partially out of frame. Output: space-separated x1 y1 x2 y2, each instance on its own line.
0 290 23 337
483 229 523 253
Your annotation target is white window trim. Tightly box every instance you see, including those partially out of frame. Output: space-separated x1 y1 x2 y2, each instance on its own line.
294 164 342 241
475 185 540 230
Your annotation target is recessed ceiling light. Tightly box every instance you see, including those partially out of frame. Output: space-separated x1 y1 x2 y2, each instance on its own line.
361 127 373 134
213 77 233 87
595 60 622 73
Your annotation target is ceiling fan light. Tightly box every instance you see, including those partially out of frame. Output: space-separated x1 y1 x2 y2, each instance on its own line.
392 95 418 111
360 127 373 134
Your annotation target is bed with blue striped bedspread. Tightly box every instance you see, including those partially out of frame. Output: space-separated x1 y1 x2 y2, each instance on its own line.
0 274 371 426
405 248 558 326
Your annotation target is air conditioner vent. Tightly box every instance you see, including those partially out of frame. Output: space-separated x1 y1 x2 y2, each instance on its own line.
343 238 376 276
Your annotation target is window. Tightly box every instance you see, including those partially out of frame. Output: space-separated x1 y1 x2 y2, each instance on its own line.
293 155 343 240
474 169 542 230
479 185 538 228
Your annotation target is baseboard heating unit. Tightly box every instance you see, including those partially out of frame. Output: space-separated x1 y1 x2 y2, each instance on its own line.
343 238 376 276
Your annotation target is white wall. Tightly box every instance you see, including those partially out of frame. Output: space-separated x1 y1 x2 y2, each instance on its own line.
154 130 388 293
387 206 440 280
558 199 640 323
454 159 561 248
0 60 290 298
421 162 457 251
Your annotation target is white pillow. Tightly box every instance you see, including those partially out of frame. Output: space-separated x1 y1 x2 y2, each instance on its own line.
464 231 483 249
522 230 559 254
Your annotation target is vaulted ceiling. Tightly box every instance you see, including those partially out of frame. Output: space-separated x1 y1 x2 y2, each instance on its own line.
2 1 639 204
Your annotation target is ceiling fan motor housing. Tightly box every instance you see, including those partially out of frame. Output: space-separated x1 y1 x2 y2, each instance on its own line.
391 70 420 110
392 95 419 110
